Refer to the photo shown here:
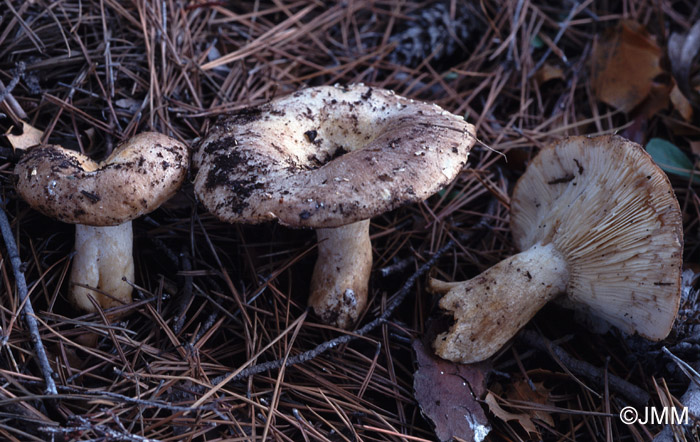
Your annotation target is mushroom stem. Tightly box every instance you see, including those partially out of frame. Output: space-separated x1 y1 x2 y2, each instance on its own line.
309 219 373 328
69 222 134 312
433 242 569 363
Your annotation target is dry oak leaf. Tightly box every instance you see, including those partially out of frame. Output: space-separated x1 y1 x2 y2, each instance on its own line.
670 83 694 121
504 379 555 427
534 63 565 86
484 392 540 437
592 20 662 112
413 340 491 442
5 122 43 150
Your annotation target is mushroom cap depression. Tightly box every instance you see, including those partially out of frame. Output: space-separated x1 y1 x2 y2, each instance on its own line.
511 134 683 340
15 132 189 226
193 84 476 228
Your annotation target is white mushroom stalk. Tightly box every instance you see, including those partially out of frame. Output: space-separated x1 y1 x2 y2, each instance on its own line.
70 223 134 311
15 132 189 313
433 243 568 362
433 135 683 364
309 220 372 327
193 84 476 328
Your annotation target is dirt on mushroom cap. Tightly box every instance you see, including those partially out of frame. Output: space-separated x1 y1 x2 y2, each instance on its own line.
193 84 476 228
15 132 189 226
511 134 683 340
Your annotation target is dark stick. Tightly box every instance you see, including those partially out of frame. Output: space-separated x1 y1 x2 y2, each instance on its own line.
379 257 413 278
527 2 580 79
0 62 28 120
0 204 57 395
519 329 650 406
40 415 159 442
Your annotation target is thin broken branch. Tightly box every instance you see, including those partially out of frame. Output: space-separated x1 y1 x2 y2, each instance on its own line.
0 202 57 395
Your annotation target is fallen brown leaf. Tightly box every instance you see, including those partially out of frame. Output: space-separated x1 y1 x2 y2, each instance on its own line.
505 379 555 427
671 83 694 121
484 391 539 436
413 340 491 442
5 122 43 150
534 63 565 86
592 20 662 112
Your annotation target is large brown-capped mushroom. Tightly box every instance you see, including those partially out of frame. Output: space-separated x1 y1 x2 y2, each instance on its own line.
15 132 189 312
432 135 683 363
193 84 475 328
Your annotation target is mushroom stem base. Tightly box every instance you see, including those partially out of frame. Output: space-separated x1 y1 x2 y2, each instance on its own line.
69 223 134 313
433 242 568 363
309 219 372 328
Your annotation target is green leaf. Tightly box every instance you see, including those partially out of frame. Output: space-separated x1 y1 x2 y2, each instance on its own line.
645 138 700 183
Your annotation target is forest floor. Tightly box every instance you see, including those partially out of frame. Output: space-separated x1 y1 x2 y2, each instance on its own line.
2 1 700 440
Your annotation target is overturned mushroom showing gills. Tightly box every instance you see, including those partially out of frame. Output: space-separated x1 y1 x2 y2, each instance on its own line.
433 135 683 363
15 132 188 312
193 84 475 328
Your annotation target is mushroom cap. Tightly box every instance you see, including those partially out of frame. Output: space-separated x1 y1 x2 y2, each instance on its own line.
511 134 683 340
15 132 189 226
193 84 475 228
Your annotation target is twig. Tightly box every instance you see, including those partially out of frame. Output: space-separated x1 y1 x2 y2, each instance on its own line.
212 238 457 385
5 384 224 416
0 203 57 395
40 415 161 442
0 62 27 118
507 0 525 71
527 1 581 78
519 330 650 406
379 257 413 278
194 310 219 344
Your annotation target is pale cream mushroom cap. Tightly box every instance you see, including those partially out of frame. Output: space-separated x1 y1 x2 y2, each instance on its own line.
193 84 475 228
15 131 188 226
511 134 683 340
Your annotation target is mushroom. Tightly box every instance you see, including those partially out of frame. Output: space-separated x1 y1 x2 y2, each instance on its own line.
432 135 683 363
193 84 475 328
15 132 189 312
